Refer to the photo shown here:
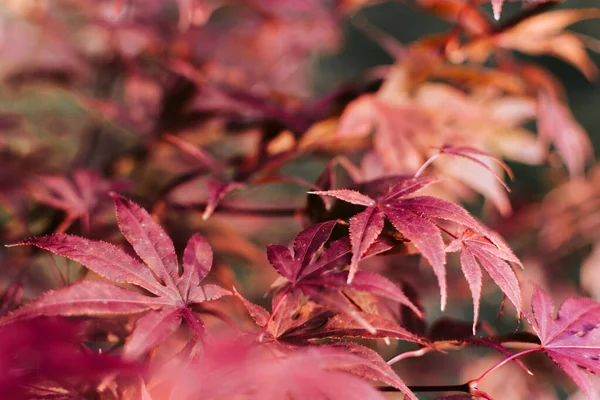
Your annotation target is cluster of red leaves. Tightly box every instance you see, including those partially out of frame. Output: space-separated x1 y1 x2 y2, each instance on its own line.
312 175 522 326
4 194 231 359
1 0 600 399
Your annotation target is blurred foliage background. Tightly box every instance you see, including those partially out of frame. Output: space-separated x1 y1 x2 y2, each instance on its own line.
1 1 600 398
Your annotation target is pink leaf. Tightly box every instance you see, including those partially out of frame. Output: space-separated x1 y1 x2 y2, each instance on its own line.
469 243 521 315
398 196 481 230
202 180 245 220
310 313 425 344
379 176 438 202
188 284 232 304
8 196 230 358
386 209 448 310
459 248 483 334
440 145 514 182
29 170 126 233
0 281 163 326
267 244 295 280
178 233 213 298
309 189 375 207
293 220 338 273
302 238 352 277
348 207 385 283
124 308 183 359
233 287 270 327
529 287 600 399
347 271 422 318
112 194 179 287
9 234 170 297
447 230 522 328
537 91 593 177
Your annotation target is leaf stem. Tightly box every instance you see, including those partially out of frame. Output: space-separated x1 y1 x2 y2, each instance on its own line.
470 346 541 385
387 347 434 365
437 225 458 239
414 153 440 178
382 348 542 396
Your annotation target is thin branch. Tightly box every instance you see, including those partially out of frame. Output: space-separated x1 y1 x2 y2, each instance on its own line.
379 383 471 393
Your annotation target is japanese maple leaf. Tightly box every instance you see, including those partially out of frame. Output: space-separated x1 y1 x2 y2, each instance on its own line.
266 220 420 332
311 176 483 310
446 228 522 333
234 289 423 345
456 9 600 80
416 144 515 216
537 90 593 177
528 287 600 399
29 169 129 233
3 194 230 358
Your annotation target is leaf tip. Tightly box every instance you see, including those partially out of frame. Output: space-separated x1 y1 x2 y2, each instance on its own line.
492 3 502 21
346 269 356 284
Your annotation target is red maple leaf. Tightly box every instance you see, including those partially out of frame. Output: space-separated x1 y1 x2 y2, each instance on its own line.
3 194 230 358
234 288 424 346
266 220 420 333
311 176 488 310
446 228 523 333
537 90 594 177
528 287 600 399
29 169 129 233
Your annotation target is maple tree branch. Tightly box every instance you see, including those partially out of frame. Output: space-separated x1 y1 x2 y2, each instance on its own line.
379 383 471 393
380 348 541 394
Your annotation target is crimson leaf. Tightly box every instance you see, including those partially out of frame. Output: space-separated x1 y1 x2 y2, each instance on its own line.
446 228 523 333
29 169 129 233
235 289 423 345
312 175 484 310
3 194 230 358
529 287 600 399
266 220 420 333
